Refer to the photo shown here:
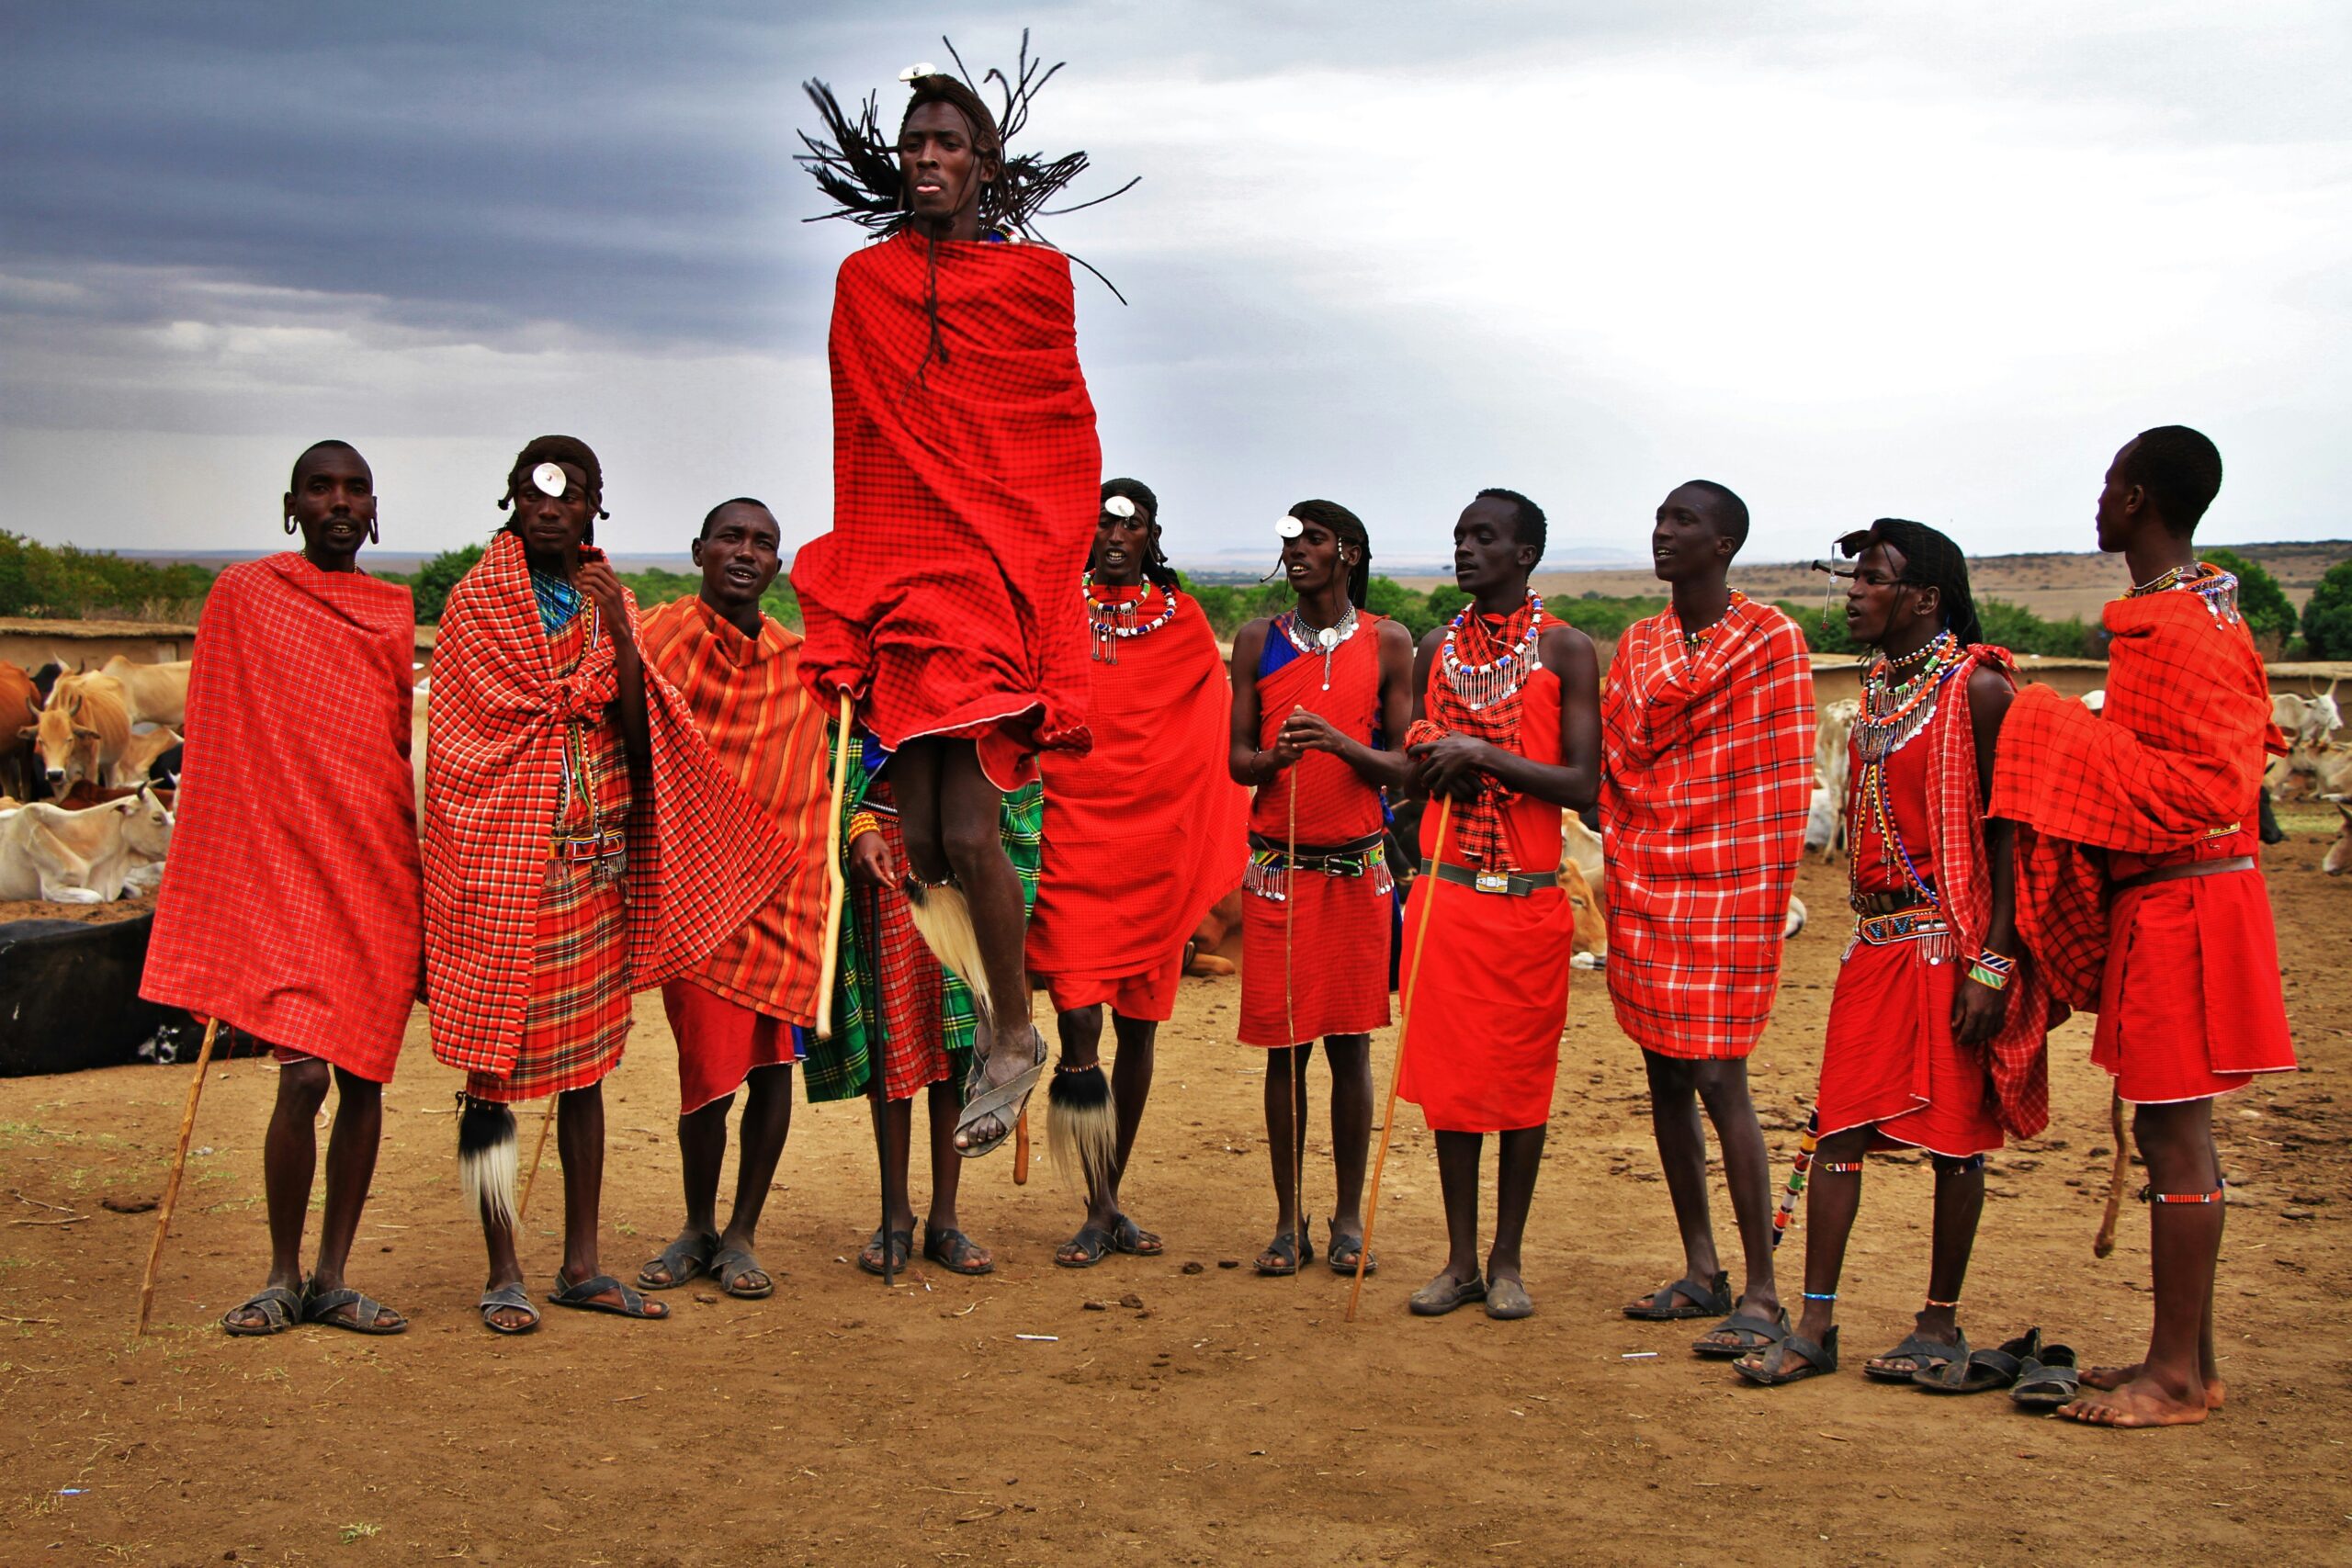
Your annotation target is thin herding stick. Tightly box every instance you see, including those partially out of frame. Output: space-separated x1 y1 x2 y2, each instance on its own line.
137 1017 220 1335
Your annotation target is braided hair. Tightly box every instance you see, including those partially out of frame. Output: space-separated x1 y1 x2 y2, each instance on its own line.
1838 517 1982 646
496 434 608 546
1100 477 1178 591
1287 499 1373 609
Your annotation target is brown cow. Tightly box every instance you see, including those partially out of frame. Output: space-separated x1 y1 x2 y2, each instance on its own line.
24 672 130 798
0 662 35 798
2325 797 2351 877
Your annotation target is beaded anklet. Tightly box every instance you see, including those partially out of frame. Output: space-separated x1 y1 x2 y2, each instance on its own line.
1817 1160 1864 1175
2151 1190 2224 1204
1802 1292 1838 1303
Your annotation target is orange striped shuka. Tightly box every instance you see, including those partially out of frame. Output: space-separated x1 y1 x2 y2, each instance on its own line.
1600 593 1815 1060
423 533 790 1091
639 594 831 1025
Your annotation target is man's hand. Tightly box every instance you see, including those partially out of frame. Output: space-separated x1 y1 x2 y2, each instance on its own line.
848 829 894 888
1952 969 2012 1045
576 560 631 638
1408 732 1491 800
1278 706 1351 758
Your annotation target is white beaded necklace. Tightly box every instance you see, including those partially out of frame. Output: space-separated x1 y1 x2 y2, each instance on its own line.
1281 604 1360 692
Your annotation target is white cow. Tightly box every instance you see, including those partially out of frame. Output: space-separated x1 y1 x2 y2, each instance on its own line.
110 727 183 788
2324 797 2351 877
1813 699 1859 861
96 656 192 728
2275 682 2341 749
0 788 173 903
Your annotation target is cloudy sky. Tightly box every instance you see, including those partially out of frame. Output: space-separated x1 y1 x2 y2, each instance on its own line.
4 1 2347 568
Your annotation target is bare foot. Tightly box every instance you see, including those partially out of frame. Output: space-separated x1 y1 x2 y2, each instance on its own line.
2082 1362 2224 1408
2058 1371 2211 1427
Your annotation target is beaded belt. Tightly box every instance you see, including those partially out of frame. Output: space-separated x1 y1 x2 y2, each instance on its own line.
2111 854 2254 894
1245 830 1386 876
1419 859 1560 897
1850 888 1937 916
1853 903 1949 946
550 826 627 863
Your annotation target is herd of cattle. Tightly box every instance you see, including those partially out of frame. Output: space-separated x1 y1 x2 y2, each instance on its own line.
0 656 187 903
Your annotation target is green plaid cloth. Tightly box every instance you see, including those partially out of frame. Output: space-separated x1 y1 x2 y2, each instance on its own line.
803 725 1044 1104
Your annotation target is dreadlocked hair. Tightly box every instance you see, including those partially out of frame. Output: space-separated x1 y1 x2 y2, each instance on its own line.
1846 517 1983 647
1100 477 1179 592
797 29 1136 299
1288 499 1373 609
496 434 608 545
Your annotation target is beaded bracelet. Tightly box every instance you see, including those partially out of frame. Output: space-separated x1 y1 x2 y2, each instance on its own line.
1966 963 2010 991
1968 948 2017 991
846 810 882 843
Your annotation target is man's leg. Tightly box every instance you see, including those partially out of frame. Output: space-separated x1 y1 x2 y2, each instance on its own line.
1427 1129 1484 1290
859 1092 916 1273
553 1083 665 1316
1487 1124 1546 1290
1052 1004 1120 1262
1761 1126 1865 1376
477 1100 531 1332
2063 1100 2222 1427
712 1064 792 1294
1905 1151 1985 1360
1693 1058 1781 1323
222 1056 330 1331
1326 1033 1374 1247
1109 1011 1157 1197
922 1078 991 1269
895 739 1034 1150
1628 1049 1724 1308
1253 1044 1312 1271
644 1091 729 1286
305 1067 400 1330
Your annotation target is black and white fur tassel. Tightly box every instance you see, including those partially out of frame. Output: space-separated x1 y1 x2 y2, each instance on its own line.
1046 1059 1118 1190
457 1096 518 1230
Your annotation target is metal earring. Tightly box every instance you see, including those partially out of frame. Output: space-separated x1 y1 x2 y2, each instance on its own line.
284 514 297 536
367 517 380 546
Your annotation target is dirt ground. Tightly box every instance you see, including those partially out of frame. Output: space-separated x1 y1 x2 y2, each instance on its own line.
1 819 2346 1567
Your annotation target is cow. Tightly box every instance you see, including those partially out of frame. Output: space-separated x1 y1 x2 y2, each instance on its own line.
1803 775 1838 857
1785 892 1808 938
1562 808 1603 888
28 660 64 701
1561 856 1608 960
0 915 196 1078
0 787 173 903
2325 797 2350 877
110 727 184 788
0 662 35 798
96 656 192 728
1183 888 1244 977
2274 741 2352 804
23 672 131 798
1813 698 1860 861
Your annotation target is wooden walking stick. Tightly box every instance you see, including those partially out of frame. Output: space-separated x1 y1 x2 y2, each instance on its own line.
1349 797 1451 1323
137 1016 220 1335
2093 1089 2129 1258
1285 768 1304 1276
516 1100 558 1223
854 877 902 1289
818 689 856 1039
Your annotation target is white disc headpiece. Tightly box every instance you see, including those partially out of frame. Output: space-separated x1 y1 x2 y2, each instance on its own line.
530 462 567 500
1275 513 1305 539
1102 494 1136 520
899 62 938 82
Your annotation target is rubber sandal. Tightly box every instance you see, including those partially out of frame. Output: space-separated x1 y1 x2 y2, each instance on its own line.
300 1284 408 1336
922 1224 993 1276
1733 1325 1839 1385
221 1283 304 1337
955 1025 1046 1159
856 1227 912 1277
546 1272 669 1320
1692 1307 1789 1359
1110 1213 1162 1257
1408 1271 1487 1316
2010 1343 2081 1409
708 1244 774 1301
1325 1218 1376 1276
1623 1269 1730 1321
1917 1328 2040 1394
478 1282 539 1336
1056 1224 1116 1269
1484 1278 1535 1321
636 1229 718 1292
1863 1329 1967 1383
1253 1228 1314 1277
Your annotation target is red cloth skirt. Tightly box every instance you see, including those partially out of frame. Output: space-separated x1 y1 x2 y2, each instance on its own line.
1396 877 1572 1134
1044 949 1185 1023
662 978 796 1115
1238 869 1392 1047
1818 939 2004 1158
465 858 629 1104
2094 870 2296 1103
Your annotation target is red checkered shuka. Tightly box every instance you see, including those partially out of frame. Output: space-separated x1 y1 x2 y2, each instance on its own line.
1249 613 1390 844
423 532 790 1081
790 232 1102 792
1914 646 2050 1137
639 596 832 1025
141 553 422 1081
1405 593 1544 873
1990 579 2286 1008
1600 594 1816 1058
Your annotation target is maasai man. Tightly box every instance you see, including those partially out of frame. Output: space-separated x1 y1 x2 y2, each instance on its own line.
793 53 1115 1158
1396 490 1600 1320
1991 427 2295 1427
1734 520 2049 1385
424 436 785 1335
1228 501 1414 1277
807 736 1044 1278
143 440 419 1337
1604 480 1815 1353
633 499 830 1302
1027 478 1248 1266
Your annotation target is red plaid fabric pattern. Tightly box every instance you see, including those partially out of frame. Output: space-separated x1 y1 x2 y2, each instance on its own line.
790 233 1102 790
465 857 629 1103
141 553 422 1081
424 532 789 1082
1992 580 2286 1008
1600 595 1815 1058
640 596 831 1026
1914 646 2049 1137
